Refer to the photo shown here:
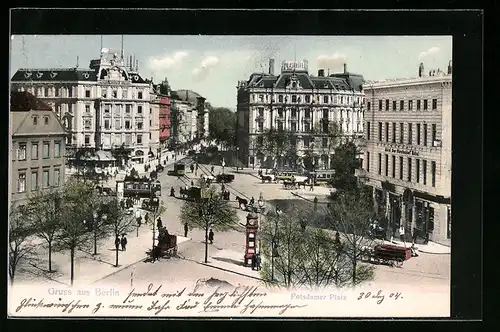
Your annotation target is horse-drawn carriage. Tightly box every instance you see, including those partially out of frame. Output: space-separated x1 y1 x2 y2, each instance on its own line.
282 176 309 190
361 243 411 267
151 227 178 260
141 197 160 211
216 173 235 183
179 186 202 201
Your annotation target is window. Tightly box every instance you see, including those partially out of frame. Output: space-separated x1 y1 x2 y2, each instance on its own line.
400 100 404 111
322 109 329 118
31 143 38 160
138 106 143 114
115 119 121 129
257 136 264 145
138 91 143 99
278 95 283 103
113 90 117 98
378 100 382 110
323 96 329 104
291 95 297 103
416 159 420 183
137 122 143 130
417 100 421 111
43 142 50 159
84 135 90 145
125 120 131 129
18 173 26 193
407 158 412 182
84 119 92 130
291 109 297 118
305 95 311 103
277 121 284 131
102 89 107 98
17 143 27 160
322 137 328 147
33 116 38 125
149 120 152 127
409 100 413 111
378 153 382 175
392 100 396 111
104 120 110 129
340 96 343 104
423 160 427 185
417 123 421 145
399 156 404 180
291 122 297 132
54 141 61 158
385 122 389 142
392 123 396 143
85 90 91 98
366 121 371 140
366 152 370 172
85 105 91 113
54 168 61 186
137 135 143 144
303 137 310 148
126 105 131 113
31 170 38 191
424 100 428 110
399 123 404 143
43 169 50 188
432 124 437 143
432 99 437 110
278 109 284 117
384 154 389 176
258 122 264 131
378 122 382 141
305 110 311 118
408 123 413 145
431 161 436 187
423 124 428 146
44 116 49 125
367 101 371 111
385 99 389 111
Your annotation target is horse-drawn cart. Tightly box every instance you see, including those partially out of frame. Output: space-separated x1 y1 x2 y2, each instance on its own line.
151 227 178 260
361 243 411 267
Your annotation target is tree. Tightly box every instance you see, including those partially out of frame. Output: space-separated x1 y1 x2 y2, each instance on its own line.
88 195 117 256
179 181 238 263
330 141 360 191
9 204 34 285
27 189 63 273
56 180 95 286
323 186 376 284
208 107 236 149
262 128 294 169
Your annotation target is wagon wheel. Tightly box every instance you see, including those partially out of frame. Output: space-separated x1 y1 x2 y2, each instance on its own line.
173 245 178 256
394 259 404 268
239 203 246 210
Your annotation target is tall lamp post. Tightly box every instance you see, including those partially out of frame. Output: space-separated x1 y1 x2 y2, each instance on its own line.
199 193 214 263
271 207 282 282
257 195 265 253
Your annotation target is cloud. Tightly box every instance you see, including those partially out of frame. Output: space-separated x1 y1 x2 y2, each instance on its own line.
192 55 220 81
316 53 348 69
419 46 440 59
147 51 188 71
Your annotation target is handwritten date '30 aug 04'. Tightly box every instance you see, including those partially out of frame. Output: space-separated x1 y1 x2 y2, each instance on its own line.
357 290 403 305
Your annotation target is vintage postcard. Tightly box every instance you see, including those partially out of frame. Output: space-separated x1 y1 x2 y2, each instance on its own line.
8 34 452 318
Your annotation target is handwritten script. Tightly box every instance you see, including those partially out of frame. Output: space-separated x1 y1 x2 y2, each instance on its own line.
14 283 308 316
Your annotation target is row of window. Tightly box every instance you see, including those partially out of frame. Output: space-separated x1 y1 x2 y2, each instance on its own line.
257 107 362 119
16 166 62 193
84 104 145 114
256 120 362 133
32 115 51 126
99 89 143 100
83 119 148 130
366 152 437 187
254 135 332 148
84 134 144 145
17 86 145 100
253 94 363 105
367 98 438 112
366 121 438 146
16 141 62 161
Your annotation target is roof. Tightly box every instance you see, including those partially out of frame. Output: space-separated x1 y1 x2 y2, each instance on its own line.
10 91 52 112
11 68 98 82
244 71 365 92
171 89 205 106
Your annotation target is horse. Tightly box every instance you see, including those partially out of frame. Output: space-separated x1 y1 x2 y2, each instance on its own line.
261 174 275 183
235 196 248 210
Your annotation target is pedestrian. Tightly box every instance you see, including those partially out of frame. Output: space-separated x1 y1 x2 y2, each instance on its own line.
115 235 120 251
170 186 175 197
313 196 318 211
208 229 214 244
195 164 199 174
121 235 128 251
251 253 256 270
184 222 189 237
190 164 194 173
157 217 163 229
145 212 150 225
135 210 142 227
334 231 341 249
191 180 194 187
309 182 314 191
412 229 418 244
255 253 261 271
211 165 214 174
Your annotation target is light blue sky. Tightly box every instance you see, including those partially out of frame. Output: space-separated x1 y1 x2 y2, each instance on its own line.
10 35 452 109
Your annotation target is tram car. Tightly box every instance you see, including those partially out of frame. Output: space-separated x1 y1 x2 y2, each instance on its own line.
123 179 161 198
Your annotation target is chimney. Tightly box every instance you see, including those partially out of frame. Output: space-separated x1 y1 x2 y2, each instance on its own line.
136 60 139 71
343 63 347 73
269 58 275 75
129 55 133 69
419 62 424 77
318 69 325 77
447 60 452 75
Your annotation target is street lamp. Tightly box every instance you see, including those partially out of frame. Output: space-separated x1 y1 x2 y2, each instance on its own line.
257 196 265 253
236 147 240 171
199 193 214 263
271 207 282 282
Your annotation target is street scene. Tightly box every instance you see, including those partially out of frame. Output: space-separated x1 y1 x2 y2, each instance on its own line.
9 35 452 316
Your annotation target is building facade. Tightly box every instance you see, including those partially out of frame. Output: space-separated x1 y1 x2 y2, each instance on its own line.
151 79 172 146
236 59 365 169
10 50 153 159
356 63 452 244
10 91 67 207
170 89 209 145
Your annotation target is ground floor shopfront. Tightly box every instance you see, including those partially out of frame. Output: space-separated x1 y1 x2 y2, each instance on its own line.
366 179 451 244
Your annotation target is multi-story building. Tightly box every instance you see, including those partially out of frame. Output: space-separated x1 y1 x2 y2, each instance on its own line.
236 59 365 169
151 79 172 146
170 89 209 144
356 62 452 244
10 91 67 207
10 50 153 160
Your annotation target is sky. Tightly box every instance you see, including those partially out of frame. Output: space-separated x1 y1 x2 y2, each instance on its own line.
10 35 452 109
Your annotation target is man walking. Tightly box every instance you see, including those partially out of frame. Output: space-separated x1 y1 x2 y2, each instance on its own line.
121 235 128 251
208 229 214 244
135 210 142 227
184 222 189 237
157 217 163 229
115 235 121 251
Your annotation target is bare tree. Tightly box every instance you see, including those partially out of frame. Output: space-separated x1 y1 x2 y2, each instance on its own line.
9 204 34 285
56 180 95 286
262 128 293 169
27 189 62 273
323 186 376 284
88 194 116 256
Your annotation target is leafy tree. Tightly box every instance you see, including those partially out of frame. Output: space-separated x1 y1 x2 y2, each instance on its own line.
88 195 116 256
27 189 63 273
9 204 34 285
322 186 376 284
111 144 132 168
330 141 360 191
56 180 95 286
262 128 294 169
208 107 236 149
179 181 238 263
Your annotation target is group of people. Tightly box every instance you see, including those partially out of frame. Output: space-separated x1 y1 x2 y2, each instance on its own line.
114 234 128 251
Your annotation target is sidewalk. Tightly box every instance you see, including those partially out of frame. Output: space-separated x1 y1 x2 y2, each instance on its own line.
383 239 451 254
292 187 334 201
16 210 190 286
199 249 263 281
